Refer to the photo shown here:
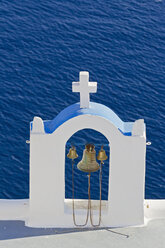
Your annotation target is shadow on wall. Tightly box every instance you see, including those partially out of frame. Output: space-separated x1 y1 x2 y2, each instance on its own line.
0 220 130 240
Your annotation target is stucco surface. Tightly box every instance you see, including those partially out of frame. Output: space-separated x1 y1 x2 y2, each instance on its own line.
0 219 164 248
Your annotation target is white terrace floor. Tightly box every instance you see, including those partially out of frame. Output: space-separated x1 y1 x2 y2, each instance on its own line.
0 199 164 247
0 219 164 248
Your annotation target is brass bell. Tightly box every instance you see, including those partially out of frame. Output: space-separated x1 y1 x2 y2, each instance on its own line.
77 144 100 173
67 146 78 160
97 145 108 161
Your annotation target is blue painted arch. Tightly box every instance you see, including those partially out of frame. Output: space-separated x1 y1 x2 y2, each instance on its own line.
40 102 133 136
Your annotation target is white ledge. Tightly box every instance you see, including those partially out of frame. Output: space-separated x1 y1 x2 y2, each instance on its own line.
0 199 164 223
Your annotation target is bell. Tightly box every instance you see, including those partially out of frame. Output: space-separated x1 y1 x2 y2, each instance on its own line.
97 145 108 161
67 146 78 160
77 144 100 173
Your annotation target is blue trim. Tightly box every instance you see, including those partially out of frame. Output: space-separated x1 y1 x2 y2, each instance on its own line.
119 129 132 136
31 102 133 136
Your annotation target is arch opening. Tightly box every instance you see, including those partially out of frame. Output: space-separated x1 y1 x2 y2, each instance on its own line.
65 128 110 201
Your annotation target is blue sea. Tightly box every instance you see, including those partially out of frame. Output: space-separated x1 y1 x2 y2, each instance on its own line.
0 0 165 200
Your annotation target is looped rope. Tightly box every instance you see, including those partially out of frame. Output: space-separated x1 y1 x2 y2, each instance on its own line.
72 160 102 227
89 162 103 227
72 160 90 226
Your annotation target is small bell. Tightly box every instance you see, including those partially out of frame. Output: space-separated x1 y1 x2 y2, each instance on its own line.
97 145 108 161
77 144 100 173
67 146 78 160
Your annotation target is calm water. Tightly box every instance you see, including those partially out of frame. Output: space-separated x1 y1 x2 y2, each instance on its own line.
0 0 165 199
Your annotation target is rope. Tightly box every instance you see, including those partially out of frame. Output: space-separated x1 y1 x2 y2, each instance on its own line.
89 162 103 227
72 160 103 227
72 160 90 226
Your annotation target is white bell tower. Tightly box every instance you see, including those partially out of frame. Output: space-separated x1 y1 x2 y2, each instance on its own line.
27 71 146 228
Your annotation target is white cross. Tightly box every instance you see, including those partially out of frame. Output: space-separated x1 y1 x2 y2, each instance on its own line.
72 71 97 108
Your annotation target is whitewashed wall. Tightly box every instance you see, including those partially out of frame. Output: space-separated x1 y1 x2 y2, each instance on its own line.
27 115 146 228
